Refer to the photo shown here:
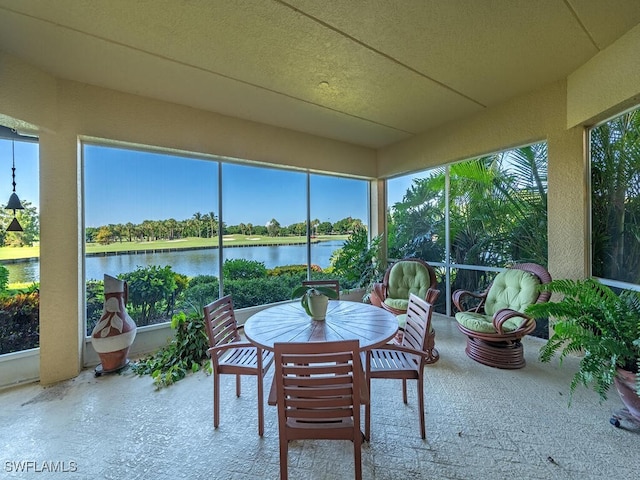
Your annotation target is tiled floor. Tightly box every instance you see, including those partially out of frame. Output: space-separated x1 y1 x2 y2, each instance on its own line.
1 314 639 479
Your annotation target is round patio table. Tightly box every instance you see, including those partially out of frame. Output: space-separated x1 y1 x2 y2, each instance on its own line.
244 300 398 351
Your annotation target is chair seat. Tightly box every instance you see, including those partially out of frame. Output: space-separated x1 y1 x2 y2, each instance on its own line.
455 311 524 334
218 346 274 374
366 349 420 379
384 298 409 311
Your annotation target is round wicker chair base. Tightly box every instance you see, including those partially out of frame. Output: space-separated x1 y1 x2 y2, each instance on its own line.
464 336 525 369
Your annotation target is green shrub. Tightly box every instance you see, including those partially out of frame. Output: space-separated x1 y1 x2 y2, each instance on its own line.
0 265 9 294
222 259 267 280
178 275 220 314
224 275 300 308
86 279 105 335
0 291 39 354
119 265 178 326
187 274 218 286
131 310 211 388
268 264 320 276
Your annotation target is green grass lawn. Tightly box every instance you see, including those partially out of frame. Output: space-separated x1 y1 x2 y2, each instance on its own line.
0 234 347 261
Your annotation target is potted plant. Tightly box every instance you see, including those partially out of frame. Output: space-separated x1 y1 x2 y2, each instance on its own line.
291 285 339 320
525 278 640 420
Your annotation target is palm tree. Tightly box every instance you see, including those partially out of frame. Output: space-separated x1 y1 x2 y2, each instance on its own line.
164 218 179 240
192 212 203 238
203 211 217 238
125 222 135 242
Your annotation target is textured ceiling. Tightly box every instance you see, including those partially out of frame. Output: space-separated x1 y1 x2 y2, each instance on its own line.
1 0 640 148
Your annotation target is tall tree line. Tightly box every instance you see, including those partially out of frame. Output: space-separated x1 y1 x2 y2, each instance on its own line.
86 214 363 244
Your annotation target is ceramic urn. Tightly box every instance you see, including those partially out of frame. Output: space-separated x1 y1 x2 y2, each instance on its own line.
91 274 137 373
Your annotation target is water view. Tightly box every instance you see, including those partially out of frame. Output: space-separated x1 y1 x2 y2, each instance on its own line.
4 240 344 284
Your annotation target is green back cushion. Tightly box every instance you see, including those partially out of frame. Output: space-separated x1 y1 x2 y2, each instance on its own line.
387 261 431 302
484 269 540 316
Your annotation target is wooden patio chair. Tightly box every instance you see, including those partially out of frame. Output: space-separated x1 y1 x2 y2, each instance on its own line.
274 339 363 480
302 279 340 299
364 293 435 440
203 294 274 436
452 263 552 369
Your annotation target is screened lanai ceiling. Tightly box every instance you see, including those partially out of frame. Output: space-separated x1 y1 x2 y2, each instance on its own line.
1 0 640 148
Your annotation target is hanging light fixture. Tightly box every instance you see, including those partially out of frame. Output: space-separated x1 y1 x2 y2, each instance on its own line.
5 140 24 232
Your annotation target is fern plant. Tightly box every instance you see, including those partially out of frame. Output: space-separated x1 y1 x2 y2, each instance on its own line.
525 278 640 403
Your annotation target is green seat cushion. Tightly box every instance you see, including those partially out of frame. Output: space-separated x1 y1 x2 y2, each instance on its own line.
455 311 524 333
384 298 409 311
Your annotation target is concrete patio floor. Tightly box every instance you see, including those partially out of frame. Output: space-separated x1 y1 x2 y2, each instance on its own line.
1 313 638 479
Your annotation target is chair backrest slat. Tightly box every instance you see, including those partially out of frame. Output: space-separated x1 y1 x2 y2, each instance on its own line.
203 295 241 350
401 293 434 352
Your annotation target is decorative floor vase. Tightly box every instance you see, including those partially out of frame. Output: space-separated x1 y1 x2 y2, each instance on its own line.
614 368 640 421
308 294 329 320
91 274 137 374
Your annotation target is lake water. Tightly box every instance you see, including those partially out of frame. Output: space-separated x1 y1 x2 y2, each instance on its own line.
4 240 345 283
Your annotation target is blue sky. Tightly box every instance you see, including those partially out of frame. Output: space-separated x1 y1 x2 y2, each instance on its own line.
84 145 370 228
3 139 417 228
387 175 418 207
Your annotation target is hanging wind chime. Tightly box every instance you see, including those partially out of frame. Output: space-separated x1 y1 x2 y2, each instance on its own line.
6 140 24 232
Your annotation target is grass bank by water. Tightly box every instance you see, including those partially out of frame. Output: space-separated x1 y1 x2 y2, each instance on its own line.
0 234 347 261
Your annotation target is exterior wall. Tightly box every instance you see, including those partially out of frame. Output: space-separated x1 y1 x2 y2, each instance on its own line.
1 22 640 385
38 130 84 384
369 179 387 259
547 128 589 281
